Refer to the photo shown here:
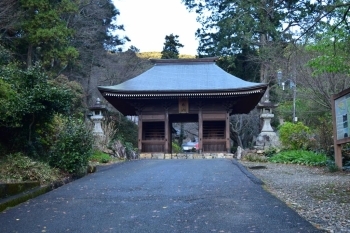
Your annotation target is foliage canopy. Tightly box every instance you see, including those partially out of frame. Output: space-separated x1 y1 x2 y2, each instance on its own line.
161 34 184 59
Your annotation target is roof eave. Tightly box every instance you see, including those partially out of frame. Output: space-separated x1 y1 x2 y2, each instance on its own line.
98 84 268 95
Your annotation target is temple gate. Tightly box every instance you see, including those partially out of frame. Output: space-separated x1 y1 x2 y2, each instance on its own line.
98 57 267 154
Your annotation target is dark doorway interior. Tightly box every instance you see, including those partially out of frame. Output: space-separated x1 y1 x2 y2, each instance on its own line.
142 121 165 152
203 121 226 151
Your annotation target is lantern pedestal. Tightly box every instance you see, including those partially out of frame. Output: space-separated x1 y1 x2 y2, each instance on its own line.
255 101 280 150
89 98 106 136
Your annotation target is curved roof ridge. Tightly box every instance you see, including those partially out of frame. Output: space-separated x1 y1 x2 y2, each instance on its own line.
150 57 219 64
98 57 268 115
99 60 266 93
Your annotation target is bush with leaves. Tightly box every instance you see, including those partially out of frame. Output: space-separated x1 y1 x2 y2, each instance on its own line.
268 150 327 166
102 112 138 159
49 117 94 175
0 64 75 127
278 122 310 150
313 116 333 155
0 63 83 158
114 113 138 148
264 147 279 157
124 141 137 159
0 153 62 184
89 151 111 163
172 142 181 153
326 160 340 172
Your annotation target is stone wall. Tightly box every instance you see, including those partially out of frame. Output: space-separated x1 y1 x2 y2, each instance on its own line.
139 153 234 159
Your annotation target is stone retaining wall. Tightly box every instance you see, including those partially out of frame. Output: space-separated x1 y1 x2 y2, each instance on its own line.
140 153 234 160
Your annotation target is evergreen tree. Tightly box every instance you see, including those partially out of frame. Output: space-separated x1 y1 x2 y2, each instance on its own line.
182 0 350 83
18 0 79 72
161 34 184 59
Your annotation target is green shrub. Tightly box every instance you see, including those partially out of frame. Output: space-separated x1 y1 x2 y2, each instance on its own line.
124 141 137 159
278 122 310 150
172 142 181 153
110 112 138 148
49 117 94 175
326 160 340 172
268 150 327 166
0 153 62 184
264 147 278 157
89 151 111 163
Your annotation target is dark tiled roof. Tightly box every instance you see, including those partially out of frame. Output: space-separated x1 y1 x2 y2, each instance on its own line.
98 58 266 93
98 58 268 115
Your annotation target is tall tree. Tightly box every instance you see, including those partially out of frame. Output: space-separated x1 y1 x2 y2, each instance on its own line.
18 0 79 72
273 20 350 139
183 0 295 84
64 0 129 106
182 0 350 84
161 34 184 59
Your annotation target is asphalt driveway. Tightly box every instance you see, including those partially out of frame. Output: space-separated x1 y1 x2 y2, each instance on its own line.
0 159 321 233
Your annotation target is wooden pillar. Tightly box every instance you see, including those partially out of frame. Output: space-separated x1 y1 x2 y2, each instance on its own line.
138 114 143 153
164 110 169 153
334 144 343 169
331 95 343 169
198 109 203 153
225 112 230 153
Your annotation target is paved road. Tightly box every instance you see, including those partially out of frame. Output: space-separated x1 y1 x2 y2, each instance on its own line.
0 159 321 233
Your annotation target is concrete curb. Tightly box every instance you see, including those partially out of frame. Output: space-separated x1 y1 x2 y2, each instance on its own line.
0 161 128 212
232 159 265 185
0 181 40 199
0 177 74 212
0 186 50 212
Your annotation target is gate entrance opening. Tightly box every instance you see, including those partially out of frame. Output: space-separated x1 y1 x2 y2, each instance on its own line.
170 114 199 153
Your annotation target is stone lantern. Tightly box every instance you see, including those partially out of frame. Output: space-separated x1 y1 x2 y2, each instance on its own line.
89 98 106 136
255 99 280 150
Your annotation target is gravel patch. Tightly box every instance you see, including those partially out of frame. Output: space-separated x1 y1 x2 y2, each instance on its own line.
239 161 350 233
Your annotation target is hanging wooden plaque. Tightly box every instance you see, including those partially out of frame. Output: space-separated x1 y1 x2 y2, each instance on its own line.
178 98 189 113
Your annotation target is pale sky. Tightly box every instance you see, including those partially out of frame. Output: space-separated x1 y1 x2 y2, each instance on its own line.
113 0 201 55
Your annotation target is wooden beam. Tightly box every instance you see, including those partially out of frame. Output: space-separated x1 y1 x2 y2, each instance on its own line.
142 114 165 121
226 112 230 153
331 95 343 169
165 110 169 153
334 144 343 169
203 139 226 143
202 113 226 120
198 109 203 153
141 140 165 144
138 115 143 152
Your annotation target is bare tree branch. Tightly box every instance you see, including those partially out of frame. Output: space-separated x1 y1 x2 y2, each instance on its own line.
0 0 20 33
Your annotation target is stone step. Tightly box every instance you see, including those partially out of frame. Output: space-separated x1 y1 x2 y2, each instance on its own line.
140 153 234 159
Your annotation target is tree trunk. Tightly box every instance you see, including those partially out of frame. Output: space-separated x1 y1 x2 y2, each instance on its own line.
27 44 33 68
260 33 269 102
28 113 35 144
230 123 243 148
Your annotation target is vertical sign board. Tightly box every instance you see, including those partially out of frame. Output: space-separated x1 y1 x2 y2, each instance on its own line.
332 87 350 169
179 98 189 113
